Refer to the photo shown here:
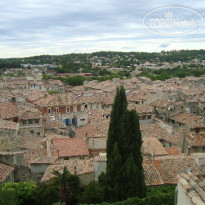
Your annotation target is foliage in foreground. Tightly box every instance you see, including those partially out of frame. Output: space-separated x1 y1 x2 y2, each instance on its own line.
0 180 175 205
80 185 175 205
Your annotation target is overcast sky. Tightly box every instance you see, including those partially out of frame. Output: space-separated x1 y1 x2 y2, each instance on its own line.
0 0 204 58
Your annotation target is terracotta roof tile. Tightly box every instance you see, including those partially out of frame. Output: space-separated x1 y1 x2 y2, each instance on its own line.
52 138 89 157
171 113 203 125
0 120 18 130
75 124 98 138
142 137 168 156
0 162 15 182
0 101 19 119
165 147 180 155
41 158 94 182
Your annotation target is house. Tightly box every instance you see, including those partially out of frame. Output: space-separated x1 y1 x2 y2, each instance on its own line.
18 108 44 137
45 80 65 93
79 95 102 111
0 101 19 122
51 137 89 160
151 99 172 120
30 156 58 174
176 172 205 205
0 120 19 151
43 114 68 136
74 124 107 155
142 137 168 157
140 123 179 147
34 93 80 115
128 104 154 124
180 130 205 154
169 113 204 129
41 158 95 186
0 162 15 184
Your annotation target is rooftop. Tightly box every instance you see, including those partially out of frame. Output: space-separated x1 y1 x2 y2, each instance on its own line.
52 137 89 157
41 158 94 182
178 172 205 205
0 162 15 183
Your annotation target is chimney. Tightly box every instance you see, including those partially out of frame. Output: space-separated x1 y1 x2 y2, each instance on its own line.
85 133 89 143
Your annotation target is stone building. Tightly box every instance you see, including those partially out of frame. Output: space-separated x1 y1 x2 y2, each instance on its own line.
0 120 19 151
18 109 44 137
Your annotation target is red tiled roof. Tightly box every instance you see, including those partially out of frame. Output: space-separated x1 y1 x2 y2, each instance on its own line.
75 124 98 138
171 113 203 125
142 137 168 156
41 158 94 182
52 138 89 157
0 120 18 130
152 156 202 184
164 147 180 155
140 123 179 145
0 101 19 119
0 162 15 182
185 133 205 147
34 93 77 107
19 109 41 120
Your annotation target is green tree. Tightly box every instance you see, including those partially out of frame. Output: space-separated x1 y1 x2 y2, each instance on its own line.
52 167 80 205
0 188 17 205
1 182 37 205
80 182 104 204
103 86 145 202
35 182 60 205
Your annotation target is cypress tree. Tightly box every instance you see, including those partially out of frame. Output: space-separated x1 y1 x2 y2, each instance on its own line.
106 85 128 164
104 85 146 202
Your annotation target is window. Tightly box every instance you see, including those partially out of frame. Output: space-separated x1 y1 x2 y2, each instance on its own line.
22 120 26 125
90 104 93 110
47 108 51 114
66 107 70 113
37 132 40 136
96 103 99 109
31 131 34 134
55 107 59 113
84 105 87 110
181 106 183 109
142 115 146 120
73 106 77 113
147 115 152 119
28 120 33 124
195 128 200 134
35 119 39 124
80 119 85 122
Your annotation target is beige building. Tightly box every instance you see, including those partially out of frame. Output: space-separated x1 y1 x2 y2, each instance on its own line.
18 109 44 137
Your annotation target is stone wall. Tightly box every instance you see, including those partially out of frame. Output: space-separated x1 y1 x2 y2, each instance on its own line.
14 166 43 184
